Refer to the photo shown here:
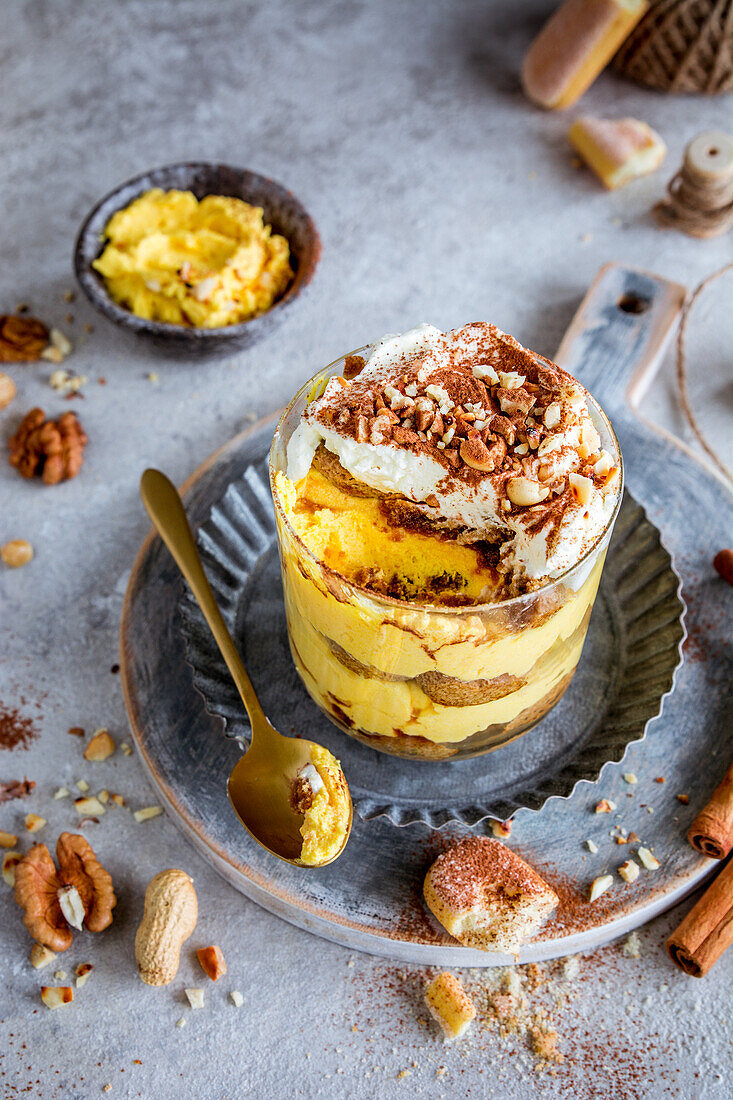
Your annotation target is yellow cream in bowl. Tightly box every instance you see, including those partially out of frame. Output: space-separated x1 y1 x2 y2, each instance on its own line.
92 189 293 327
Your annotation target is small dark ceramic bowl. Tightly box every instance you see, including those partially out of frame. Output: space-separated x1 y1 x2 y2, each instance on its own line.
74 162 320 358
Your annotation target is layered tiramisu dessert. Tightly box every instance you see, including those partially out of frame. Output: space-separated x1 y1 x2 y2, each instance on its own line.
270 323 621 759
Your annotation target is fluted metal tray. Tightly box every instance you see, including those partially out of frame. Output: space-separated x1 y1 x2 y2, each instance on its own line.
178 459 684 828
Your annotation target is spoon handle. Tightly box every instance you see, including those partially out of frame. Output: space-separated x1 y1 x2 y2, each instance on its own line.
140 468 268 733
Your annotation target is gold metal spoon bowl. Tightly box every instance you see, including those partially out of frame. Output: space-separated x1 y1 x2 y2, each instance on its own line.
140 468 352 868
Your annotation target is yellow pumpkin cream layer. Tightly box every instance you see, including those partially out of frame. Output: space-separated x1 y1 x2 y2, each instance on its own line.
286 599 589 743
93 189 293 327
275 467 500 602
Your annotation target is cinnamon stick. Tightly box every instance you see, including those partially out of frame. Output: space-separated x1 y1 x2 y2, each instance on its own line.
667 859 733 977
688 762 733 860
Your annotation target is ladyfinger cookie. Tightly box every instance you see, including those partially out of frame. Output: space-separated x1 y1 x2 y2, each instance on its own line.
522 0 648 110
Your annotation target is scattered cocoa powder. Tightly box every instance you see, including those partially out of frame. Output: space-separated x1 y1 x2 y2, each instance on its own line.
0 702 38 750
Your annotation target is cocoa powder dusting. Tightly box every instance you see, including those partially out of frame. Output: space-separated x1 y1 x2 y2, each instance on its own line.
0 702 38 750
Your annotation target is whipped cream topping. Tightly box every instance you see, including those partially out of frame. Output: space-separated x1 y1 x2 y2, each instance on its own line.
287 323 621 587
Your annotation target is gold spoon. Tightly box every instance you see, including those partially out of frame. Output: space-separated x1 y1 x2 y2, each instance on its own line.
140 468 352 868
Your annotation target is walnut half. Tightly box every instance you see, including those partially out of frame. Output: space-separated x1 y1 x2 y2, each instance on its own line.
8 407 87 485
14 833 116 951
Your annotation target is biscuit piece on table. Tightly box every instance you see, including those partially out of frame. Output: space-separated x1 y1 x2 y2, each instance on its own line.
424 971 476 1041
568 116 666 189
424 837 558 954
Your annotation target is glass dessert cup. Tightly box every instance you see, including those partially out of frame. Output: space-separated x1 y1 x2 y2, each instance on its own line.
270 349 623 761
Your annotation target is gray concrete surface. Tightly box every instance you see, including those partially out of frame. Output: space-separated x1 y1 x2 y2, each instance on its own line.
1 2 731 1097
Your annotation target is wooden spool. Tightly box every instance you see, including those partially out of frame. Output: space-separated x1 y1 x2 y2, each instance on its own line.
655 130 733 238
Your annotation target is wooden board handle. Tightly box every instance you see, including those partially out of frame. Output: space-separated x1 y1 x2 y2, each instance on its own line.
554 263 687 415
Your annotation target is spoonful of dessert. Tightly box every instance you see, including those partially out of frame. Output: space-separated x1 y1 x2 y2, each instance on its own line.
140 468 352 868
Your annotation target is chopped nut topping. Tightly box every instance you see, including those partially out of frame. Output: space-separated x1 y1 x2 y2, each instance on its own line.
585 839 598 854
53 788 69 800
25 813 46 833
594 799 616 813
569 472 593 506
76 779 89 792
0 830 18 849
230 990 244 1007
120 742 133 756
622 773 638 785
507 477 549 507
490 819 512 839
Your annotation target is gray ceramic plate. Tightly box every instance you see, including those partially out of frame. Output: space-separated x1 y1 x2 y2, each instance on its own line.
178 460 685 829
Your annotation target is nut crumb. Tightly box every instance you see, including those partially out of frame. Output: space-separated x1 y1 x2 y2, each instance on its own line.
0 372 17 409
84 729 115 762
637 846 660 870
24 813 46 833
623 931 641 958
622 773 637 784
134 805 163 823
585 839 598 853
2 851 21 886
589 874 613 902
594 799 615 813
184 988 204 1009
230 990 244 1007
1 540 33 568
0 830 18 848
618 859 640 884
30 943 56 969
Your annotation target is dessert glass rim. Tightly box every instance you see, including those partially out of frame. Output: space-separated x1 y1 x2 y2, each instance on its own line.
269 342 624 615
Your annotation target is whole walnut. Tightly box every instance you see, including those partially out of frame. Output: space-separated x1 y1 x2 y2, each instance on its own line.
8 407 87 485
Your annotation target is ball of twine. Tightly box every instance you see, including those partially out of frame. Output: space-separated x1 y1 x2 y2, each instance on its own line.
614 0 733 95
676 262 733 487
